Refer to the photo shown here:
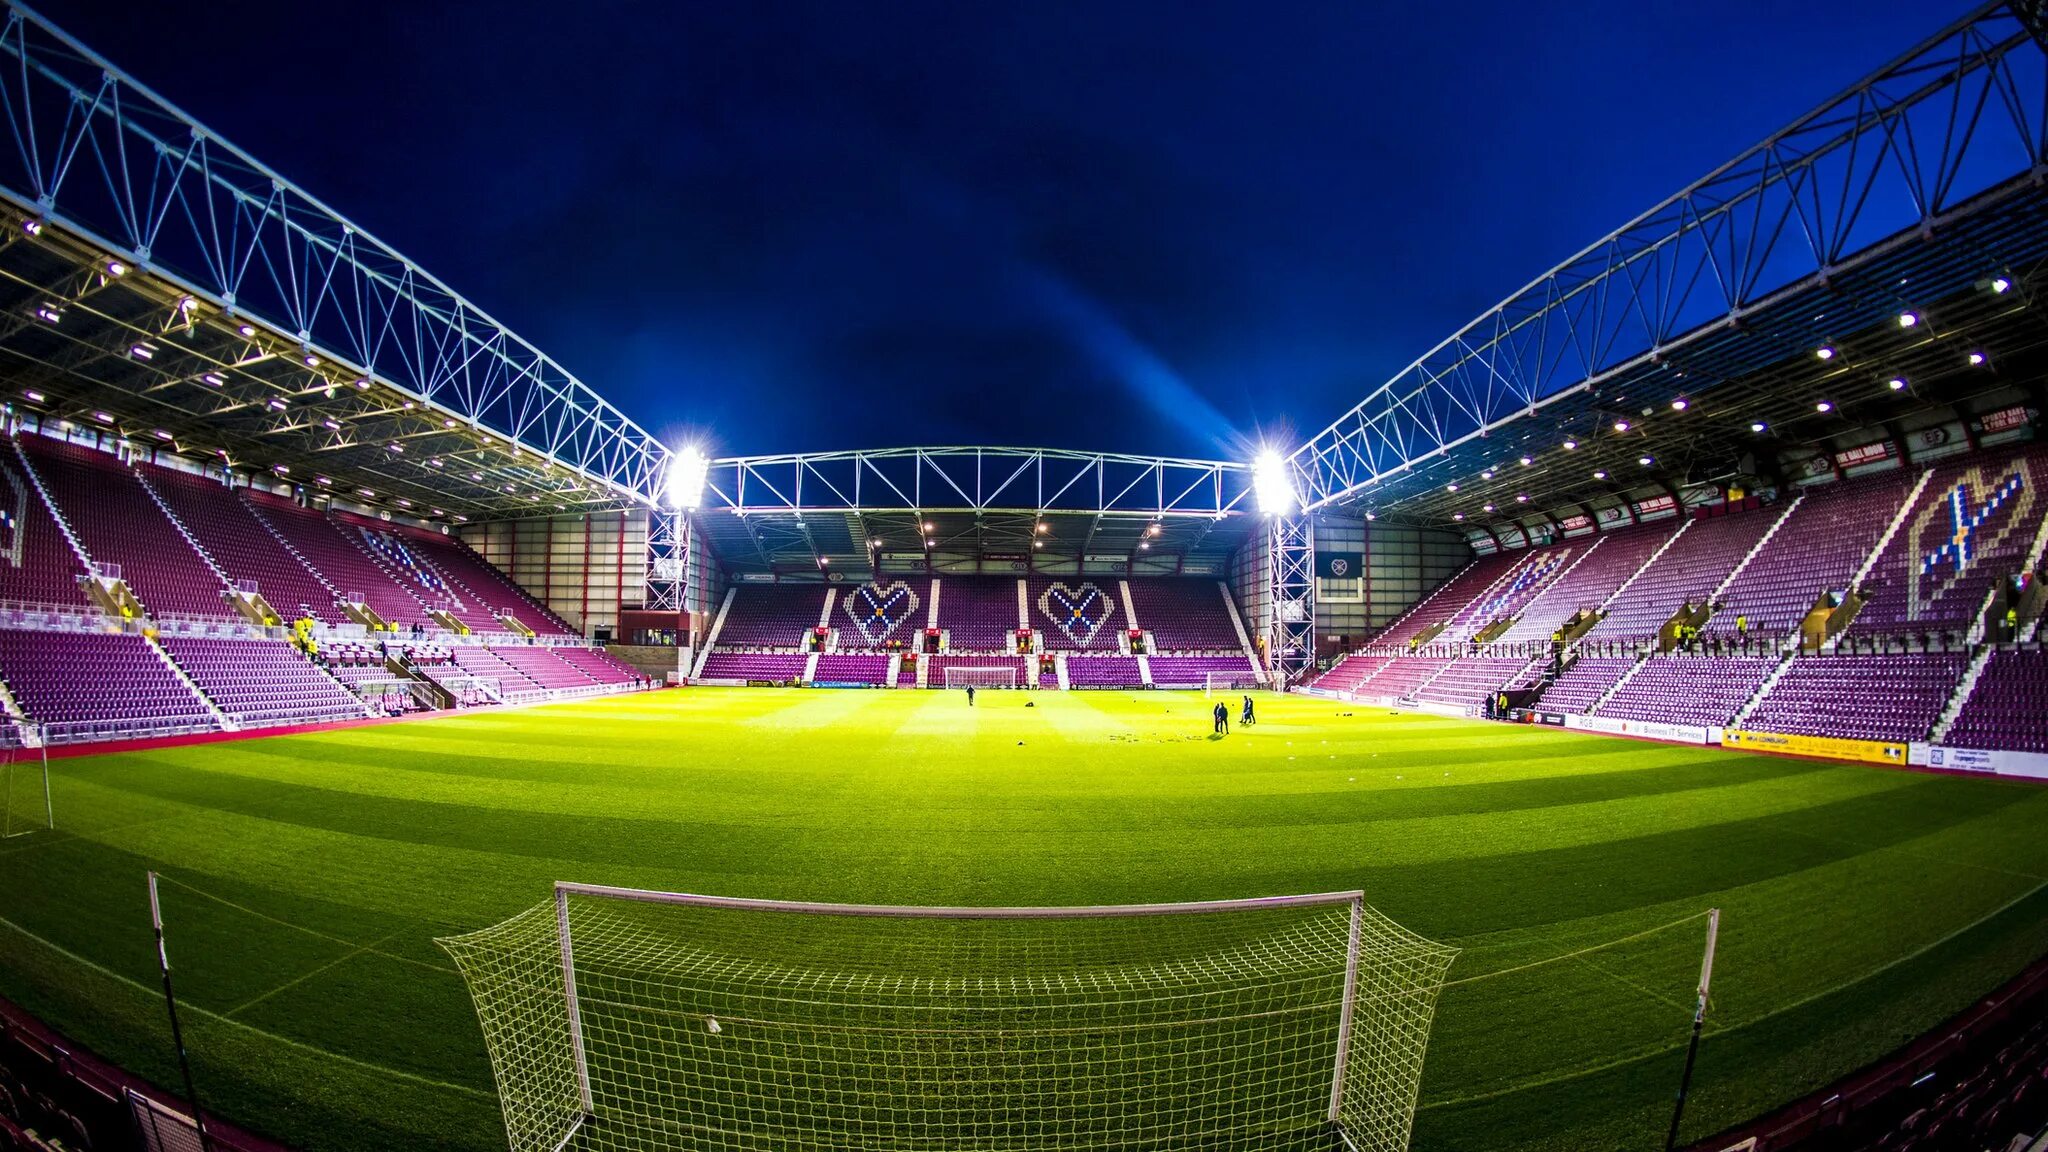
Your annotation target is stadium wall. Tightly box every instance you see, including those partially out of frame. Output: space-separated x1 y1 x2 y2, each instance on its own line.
460 511 650 638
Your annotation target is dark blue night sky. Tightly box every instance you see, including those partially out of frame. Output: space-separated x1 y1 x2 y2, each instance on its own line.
46 0 1948 461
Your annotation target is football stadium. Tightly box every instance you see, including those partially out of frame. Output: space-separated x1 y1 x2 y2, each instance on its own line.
1 3 2047 1152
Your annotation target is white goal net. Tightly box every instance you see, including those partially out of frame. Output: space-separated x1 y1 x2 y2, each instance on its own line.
441 885 1457 1152
1204 671 1267 695
943 666 1019 690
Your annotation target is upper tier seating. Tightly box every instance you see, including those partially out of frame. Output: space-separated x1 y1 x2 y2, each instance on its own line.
1536 656 1636 713
1448 541 1584 640
1373 552 1521 647
1499 523 1676 642
1847 445 2048 640
1743 652 1966 743
716 585 827 647
1062 653 1143 688
0 629 214 735
138 465 344 624
336 516 498 633
812 653 894 685
241 492 434 628
1146 654 1259 688
936 576 1021 651
1596 655 1776 728
395 526 578 636
1029 576 1122 650
699 651 808 682
161 637 363 726
1133 580 1244 650
18 435 233 620
1944 649 2048 752
1709 472 1913 638
0 444 91 608
835 578 930 648
1589 504 1783 640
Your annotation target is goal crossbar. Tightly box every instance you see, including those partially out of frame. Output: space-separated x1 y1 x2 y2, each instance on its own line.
444 883 1457 1152
553 881 1364 919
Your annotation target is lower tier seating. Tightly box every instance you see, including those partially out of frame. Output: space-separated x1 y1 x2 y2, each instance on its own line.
161 638 364 727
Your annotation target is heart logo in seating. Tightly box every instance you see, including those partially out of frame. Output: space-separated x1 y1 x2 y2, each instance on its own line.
1038 582 1115 645
843 581 920 644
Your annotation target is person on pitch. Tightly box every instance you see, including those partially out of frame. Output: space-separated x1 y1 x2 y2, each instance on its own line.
1212 700 1229 735
1240 694 1255 727
966 684 976 708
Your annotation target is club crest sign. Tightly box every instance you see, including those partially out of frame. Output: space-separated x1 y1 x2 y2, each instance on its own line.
842 581 920 643
1038 582 1115 645
1906 464 2032 618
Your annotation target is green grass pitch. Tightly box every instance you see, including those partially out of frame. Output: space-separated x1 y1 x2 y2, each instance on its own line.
1 686 2045 1152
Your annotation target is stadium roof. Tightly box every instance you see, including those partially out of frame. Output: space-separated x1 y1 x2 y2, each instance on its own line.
1286 1 2048 536
0 0 2043 571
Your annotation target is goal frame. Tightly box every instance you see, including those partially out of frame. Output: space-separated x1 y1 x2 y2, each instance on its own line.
550 883 1370 1144
942 666 1020 690
1204 671 1267 696
1 726 50 839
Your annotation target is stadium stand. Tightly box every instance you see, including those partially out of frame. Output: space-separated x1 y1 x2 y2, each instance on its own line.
17 433 234 620
241 491 436 629
1372 552 1520 647
1062 653 1143 688
812 653 894 685
1708 472 1914 639
1497 524 1673 642
487 645 604 691
0 443 94 608
1595 655 1777 729
713 585 827 648
137 463 345 624
0 630 214 739
1585 501 1785 640
1532 655 1636 713
1940 649 2048 753
160 637 365 727
1741 652 1967 743
1145 654 1259 688
1131 579 1245 650
698 651 808 682
1028 576 1122 649
837 578 928 648
936 576 1021 651
1846 445 2048 641
555 646 645 685
1414 656 1538 710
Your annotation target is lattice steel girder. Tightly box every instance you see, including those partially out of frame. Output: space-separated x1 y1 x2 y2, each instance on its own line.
702 446 1255 517
1288 0 2048 512
0 2 670 507
1268 514 1315 684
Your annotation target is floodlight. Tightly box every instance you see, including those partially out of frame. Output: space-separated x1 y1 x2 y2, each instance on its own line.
1613 420 1630 432
666 445 710 510
1593 470 1608 480
1897 311 1918 328
1751 421 1768 433
1991 277 2011 294
1887 378 1906 391
1670 398 1689 411
1816 400 1833 413
1816 346 1835 361
1563 439 1578 450
1252 450 1296 516
1968 351 1986 366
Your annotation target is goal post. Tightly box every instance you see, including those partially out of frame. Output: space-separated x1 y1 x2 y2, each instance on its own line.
1204 671 1268 696
1 725 50 839
942 666 1019 690
440 884 1458 1152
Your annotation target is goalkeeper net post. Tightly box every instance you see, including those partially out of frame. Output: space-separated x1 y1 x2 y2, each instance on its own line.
1204 671 1266 696
442 883 1457 1152
1 726 50 839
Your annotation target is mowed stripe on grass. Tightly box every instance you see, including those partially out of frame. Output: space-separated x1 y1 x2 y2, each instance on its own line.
0 687 2044 1152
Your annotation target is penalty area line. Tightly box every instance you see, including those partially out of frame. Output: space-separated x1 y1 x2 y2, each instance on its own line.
0 912 494 1101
